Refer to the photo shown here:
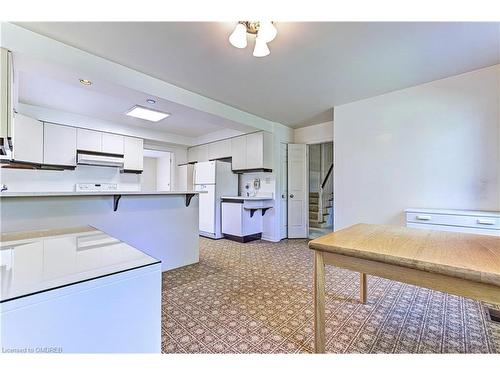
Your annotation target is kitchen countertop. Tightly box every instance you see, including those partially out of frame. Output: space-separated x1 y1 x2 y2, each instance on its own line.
221 196 274 201
309 223 500 287
0 190 201 198
0 226 160 303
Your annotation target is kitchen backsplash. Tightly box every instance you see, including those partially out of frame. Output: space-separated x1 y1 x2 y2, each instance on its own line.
0 166 141 192
238 172 275 198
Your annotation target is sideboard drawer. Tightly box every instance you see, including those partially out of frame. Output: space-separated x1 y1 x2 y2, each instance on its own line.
406 212 500 230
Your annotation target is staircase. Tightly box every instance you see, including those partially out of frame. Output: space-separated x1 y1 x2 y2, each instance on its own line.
309 192 333 228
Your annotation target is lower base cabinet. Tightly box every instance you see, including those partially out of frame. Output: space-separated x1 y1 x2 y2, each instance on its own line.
1 263 161 353
222 201 263 242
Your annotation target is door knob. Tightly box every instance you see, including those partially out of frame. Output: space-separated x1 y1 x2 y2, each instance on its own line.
289 194 294 198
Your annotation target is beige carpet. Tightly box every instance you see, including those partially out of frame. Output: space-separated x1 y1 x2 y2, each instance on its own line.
161 238 500 354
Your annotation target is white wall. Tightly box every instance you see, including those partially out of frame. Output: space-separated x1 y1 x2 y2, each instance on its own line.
294 121 333 144
334 65 500 230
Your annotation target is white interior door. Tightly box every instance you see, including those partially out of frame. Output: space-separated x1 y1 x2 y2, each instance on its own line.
156 153 172 191
287 144 308 238
280 143 288 239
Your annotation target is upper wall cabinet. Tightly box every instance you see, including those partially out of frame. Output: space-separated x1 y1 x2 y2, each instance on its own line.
230 135 246 170
187 144 209 163
231 131 273 172
11 113 43 164
123 136 143 172
208 139 232 160
0 48 14 147
77 128 101 152
43 123 77 167
102 133 124 155
77 129 124 155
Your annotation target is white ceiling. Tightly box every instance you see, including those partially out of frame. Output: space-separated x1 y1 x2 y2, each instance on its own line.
14 54 254 138
16 22 500 128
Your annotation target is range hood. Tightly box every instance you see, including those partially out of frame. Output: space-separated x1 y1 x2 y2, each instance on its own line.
77 151 124 168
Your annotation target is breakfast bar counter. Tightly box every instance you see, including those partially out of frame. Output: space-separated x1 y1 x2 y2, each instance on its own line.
0 191 202 271
308 223 500 353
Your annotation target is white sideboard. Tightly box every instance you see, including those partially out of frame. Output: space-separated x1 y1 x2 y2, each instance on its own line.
405 208 500 236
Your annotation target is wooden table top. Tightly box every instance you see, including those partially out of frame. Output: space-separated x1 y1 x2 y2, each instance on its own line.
309 224 500 287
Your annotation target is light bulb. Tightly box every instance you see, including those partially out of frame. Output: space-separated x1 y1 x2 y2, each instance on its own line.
229 23 248 49
253 36 270 57
257 21 277 43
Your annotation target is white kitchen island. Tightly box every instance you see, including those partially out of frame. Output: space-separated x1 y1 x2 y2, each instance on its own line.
0 226 161 353
0 191 201 271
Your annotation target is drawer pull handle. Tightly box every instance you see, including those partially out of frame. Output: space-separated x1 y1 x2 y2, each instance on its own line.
477 219 495 225
416 215 431 221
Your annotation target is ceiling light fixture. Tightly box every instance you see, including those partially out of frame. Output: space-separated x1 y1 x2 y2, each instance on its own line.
228 21 277 57
79 79 92 86
125 105 170 122
146 99 156 104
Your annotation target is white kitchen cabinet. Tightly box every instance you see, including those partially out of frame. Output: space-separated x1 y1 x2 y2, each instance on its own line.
43 123 77 167
208 139 231 160
231 132 273 171
187 146 197 163
102 133 124 155
77 128 101 152
1 48 14 145
221 200 270 241
231 135 247 170
246 132 263 169
198 144 209 162
405 208 500 236
123 136 143 171
188 144 209 163
11 113 43 164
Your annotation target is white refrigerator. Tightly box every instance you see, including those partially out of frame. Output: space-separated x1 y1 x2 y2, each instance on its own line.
194 160 238 239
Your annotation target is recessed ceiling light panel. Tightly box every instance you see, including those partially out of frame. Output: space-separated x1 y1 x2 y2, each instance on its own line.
125 105 170 122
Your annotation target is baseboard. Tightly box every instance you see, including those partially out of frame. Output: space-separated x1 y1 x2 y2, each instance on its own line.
223 233 262 243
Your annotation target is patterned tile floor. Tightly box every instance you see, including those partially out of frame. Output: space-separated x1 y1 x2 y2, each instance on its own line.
161 238 500 354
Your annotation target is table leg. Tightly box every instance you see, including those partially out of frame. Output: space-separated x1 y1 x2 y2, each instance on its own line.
360 272 367 304
314 250 326 353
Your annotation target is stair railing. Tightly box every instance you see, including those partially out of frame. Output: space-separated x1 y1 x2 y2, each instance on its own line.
318 163 333 221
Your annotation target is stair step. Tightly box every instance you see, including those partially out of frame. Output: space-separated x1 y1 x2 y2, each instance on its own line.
309 204 319 211
310 221 329 228
309 197 319 204
309 192 319 197
309 212 319 219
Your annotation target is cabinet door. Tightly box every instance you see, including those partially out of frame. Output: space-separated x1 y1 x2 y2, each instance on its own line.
197 144 209 162
209 139 231 160
102 133 124 155
231 136 246 170
262 132 273 169
187 146 198 163
12 113 43 163
245 132 264 169
77 128 102 152
123 136 143 171
43 123 77 166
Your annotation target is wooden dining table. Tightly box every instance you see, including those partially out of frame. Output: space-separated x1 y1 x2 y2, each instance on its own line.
308 223 500 353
